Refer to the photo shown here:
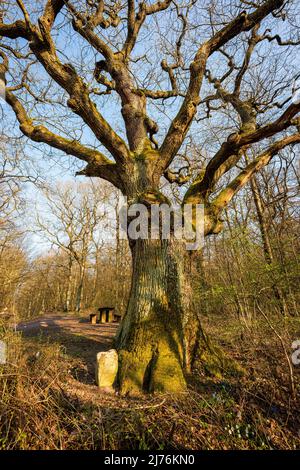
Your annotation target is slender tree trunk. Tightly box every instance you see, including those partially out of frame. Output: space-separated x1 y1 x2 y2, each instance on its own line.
64 256 73 312
250 175 288 316
115 206 121 311
116 238 188 394
75 263 85 313
93 249 99 301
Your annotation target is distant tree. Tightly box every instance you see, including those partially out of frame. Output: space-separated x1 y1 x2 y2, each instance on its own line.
0 134 35 316
35 182 109 312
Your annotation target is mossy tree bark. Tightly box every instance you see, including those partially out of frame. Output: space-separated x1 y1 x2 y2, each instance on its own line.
115 237 188 394
115 231 244 394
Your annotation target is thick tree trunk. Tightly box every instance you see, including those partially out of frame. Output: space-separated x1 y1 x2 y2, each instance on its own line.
115 238 188 394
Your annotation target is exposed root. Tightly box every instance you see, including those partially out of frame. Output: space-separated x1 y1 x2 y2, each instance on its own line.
193 328 245 379
117 342 186 395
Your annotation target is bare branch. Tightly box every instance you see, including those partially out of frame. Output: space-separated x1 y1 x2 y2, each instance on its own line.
123 0 172 57
159 0 286 172
5 89 122 188
212 132 300 211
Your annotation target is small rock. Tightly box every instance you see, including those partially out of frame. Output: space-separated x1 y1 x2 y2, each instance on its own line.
95 349 118 389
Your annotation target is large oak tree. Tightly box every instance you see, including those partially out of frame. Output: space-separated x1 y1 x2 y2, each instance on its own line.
1 0 300 393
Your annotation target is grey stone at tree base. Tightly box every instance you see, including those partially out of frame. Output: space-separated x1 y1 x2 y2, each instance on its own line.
95 349 118 389
0 340 6 364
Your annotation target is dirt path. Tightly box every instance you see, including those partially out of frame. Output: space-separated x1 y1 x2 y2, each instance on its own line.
17 313 117 340
17 313 119 401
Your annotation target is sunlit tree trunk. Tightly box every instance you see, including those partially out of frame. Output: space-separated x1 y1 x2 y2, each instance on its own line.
250 175 288 316
116 238 188 394
64 256 73 312
75 263 85 313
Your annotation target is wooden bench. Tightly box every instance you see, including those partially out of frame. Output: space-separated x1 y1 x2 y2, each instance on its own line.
89 313 97 324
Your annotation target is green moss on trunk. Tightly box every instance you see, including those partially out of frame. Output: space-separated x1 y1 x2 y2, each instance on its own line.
115 239 187 395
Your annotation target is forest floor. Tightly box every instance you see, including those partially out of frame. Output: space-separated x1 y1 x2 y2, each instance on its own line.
16 313 118 400
0 312 300 450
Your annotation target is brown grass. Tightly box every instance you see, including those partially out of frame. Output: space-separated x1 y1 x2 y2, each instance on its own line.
0 314 299 450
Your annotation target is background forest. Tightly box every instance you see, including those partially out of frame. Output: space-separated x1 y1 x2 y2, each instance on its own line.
1 148 298 323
